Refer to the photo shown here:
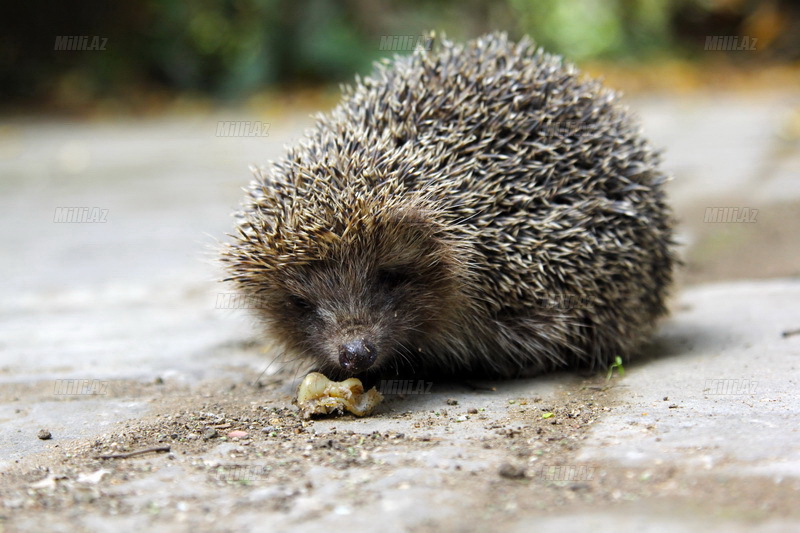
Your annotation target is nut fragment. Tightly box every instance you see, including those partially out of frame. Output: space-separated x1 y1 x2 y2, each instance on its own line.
295 372 383 419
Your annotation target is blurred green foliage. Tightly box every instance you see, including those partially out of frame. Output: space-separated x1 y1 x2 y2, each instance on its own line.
511 0 672 60
1 0 796 107
146 0 376 96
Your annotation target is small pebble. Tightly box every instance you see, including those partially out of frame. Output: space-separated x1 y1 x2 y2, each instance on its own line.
228 430 248 438
37 429 52 440
202 428 218 440
498 462 526 479
446 398 458 406
467 408 478 414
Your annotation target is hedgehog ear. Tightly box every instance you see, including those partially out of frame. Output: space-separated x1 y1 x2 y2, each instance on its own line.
376 206 469 292
378 207 444 266
385 206 438 238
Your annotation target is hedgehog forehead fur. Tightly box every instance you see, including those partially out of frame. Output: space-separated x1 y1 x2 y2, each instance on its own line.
221 32 677 379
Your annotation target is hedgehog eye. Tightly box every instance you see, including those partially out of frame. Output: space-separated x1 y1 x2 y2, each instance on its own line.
287 294 314 312
377 268 411 289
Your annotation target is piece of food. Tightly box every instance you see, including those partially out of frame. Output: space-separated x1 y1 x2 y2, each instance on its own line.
295 372 383 418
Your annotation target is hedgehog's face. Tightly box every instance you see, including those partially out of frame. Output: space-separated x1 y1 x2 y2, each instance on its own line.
247 211 463 378
272 258 437 377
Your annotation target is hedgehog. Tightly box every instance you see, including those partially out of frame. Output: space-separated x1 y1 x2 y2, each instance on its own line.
221 33 676 380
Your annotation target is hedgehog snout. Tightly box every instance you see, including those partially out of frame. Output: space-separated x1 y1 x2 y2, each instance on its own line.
338 338 378 373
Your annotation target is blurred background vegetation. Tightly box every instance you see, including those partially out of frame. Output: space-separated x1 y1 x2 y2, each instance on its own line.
2 0 798 113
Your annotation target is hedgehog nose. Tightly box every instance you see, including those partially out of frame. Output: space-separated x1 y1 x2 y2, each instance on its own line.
338 339 377 373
